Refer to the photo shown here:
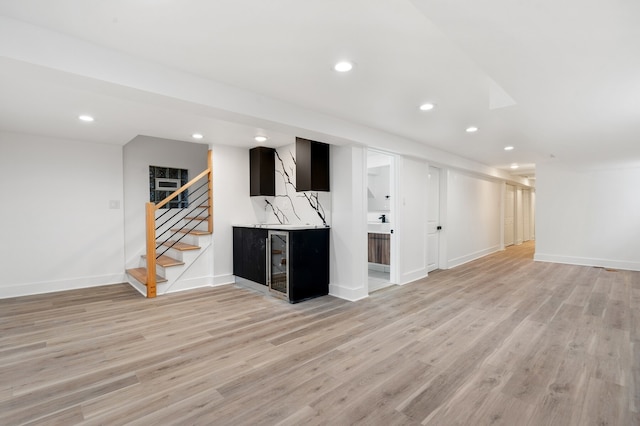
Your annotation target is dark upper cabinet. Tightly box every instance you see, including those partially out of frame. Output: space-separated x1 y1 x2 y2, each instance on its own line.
250 147 275 196
296 137 330 192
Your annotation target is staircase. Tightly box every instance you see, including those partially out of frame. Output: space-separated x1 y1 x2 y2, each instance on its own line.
126 151 213 298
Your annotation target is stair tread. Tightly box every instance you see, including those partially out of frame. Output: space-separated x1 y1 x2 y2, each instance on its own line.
185 216 208 221
141 254 184 267
126 268 167 285
161 241 201 251
171 228 211 236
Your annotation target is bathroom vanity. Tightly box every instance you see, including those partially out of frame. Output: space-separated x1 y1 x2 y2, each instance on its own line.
368 233 390 265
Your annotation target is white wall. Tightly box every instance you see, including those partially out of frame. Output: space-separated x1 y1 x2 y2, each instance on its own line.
535 163 640 270
445 170 502 268
329 145 368 301
0 132 125 298
211 144 260 285
397 157 429 284
123 135 207 268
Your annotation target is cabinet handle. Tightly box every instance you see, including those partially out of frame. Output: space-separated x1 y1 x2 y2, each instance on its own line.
266 237 270 286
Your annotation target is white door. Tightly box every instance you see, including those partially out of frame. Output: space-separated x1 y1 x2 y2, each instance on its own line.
427 166 440 272
504 184 515 246
523 189 531 242
516 188 524 245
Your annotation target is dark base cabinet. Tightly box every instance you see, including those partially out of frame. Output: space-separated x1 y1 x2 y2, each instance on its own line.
233 227 267 285
288 228 330 303
233 226 329 303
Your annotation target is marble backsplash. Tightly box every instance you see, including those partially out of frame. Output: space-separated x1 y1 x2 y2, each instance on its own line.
253 143 331 227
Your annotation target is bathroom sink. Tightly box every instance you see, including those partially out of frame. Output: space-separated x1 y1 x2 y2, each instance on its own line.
368 222 391 233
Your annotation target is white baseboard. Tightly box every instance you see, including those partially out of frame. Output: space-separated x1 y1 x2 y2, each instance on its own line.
163 276 215 294
0 273 126 299
447 245 501 269
328 283 368 302
399 268 427 285
127 274 233 297
534 253 640 272
213 273 235 286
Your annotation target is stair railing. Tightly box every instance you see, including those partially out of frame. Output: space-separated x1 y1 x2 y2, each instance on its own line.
145 150 213 298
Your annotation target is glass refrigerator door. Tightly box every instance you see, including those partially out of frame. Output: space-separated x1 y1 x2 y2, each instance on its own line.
269 232 289 299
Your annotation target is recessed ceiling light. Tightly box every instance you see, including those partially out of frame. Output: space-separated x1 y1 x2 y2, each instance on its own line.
334 61 353 72
78 115 94 122
504 146 514 151
419 103 435 111
466 126 478 133
192 133 203 139
510 164 519 169
254 136 268 143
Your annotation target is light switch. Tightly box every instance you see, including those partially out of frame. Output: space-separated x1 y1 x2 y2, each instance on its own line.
109 200 120 209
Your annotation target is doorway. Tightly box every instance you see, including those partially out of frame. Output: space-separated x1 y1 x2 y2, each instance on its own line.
523 189 531 242
367 150 396 293
504 184 516 247
427 166 441 272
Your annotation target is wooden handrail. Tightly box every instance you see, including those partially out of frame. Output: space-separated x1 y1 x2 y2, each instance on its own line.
155 168 210 210
145 150 213 298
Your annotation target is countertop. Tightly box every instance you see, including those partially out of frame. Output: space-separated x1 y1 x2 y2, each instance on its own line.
234 224 330 230
368 222 392 234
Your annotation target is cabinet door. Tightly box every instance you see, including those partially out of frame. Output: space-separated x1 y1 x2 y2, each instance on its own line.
233 227 267 285
250 147 275 196
368 233 390 265
289 229 329 302
379 234 390 265
232 227 244 276
243 228 267 284
268 232 289 298
368 233 376 263
295 138 330 192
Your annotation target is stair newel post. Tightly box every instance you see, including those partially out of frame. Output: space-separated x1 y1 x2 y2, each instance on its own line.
145 202 157 298
207 149 214 234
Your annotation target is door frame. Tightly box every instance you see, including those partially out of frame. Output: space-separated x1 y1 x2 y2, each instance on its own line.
503 183 516 247
366 149 399 286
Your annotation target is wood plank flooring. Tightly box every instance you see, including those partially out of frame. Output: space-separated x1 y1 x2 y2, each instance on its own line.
1 241 638 425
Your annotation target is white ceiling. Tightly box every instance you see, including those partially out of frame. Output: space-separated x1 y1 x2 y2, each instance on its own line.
1 0 639 178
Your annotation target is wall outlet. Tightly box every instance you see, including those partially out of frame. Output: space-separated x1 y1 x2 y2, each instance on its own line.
109 200 121 209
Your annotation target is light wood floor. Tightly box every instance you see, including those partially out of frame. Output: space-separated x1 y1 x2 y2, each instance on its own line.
1 242 638 425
